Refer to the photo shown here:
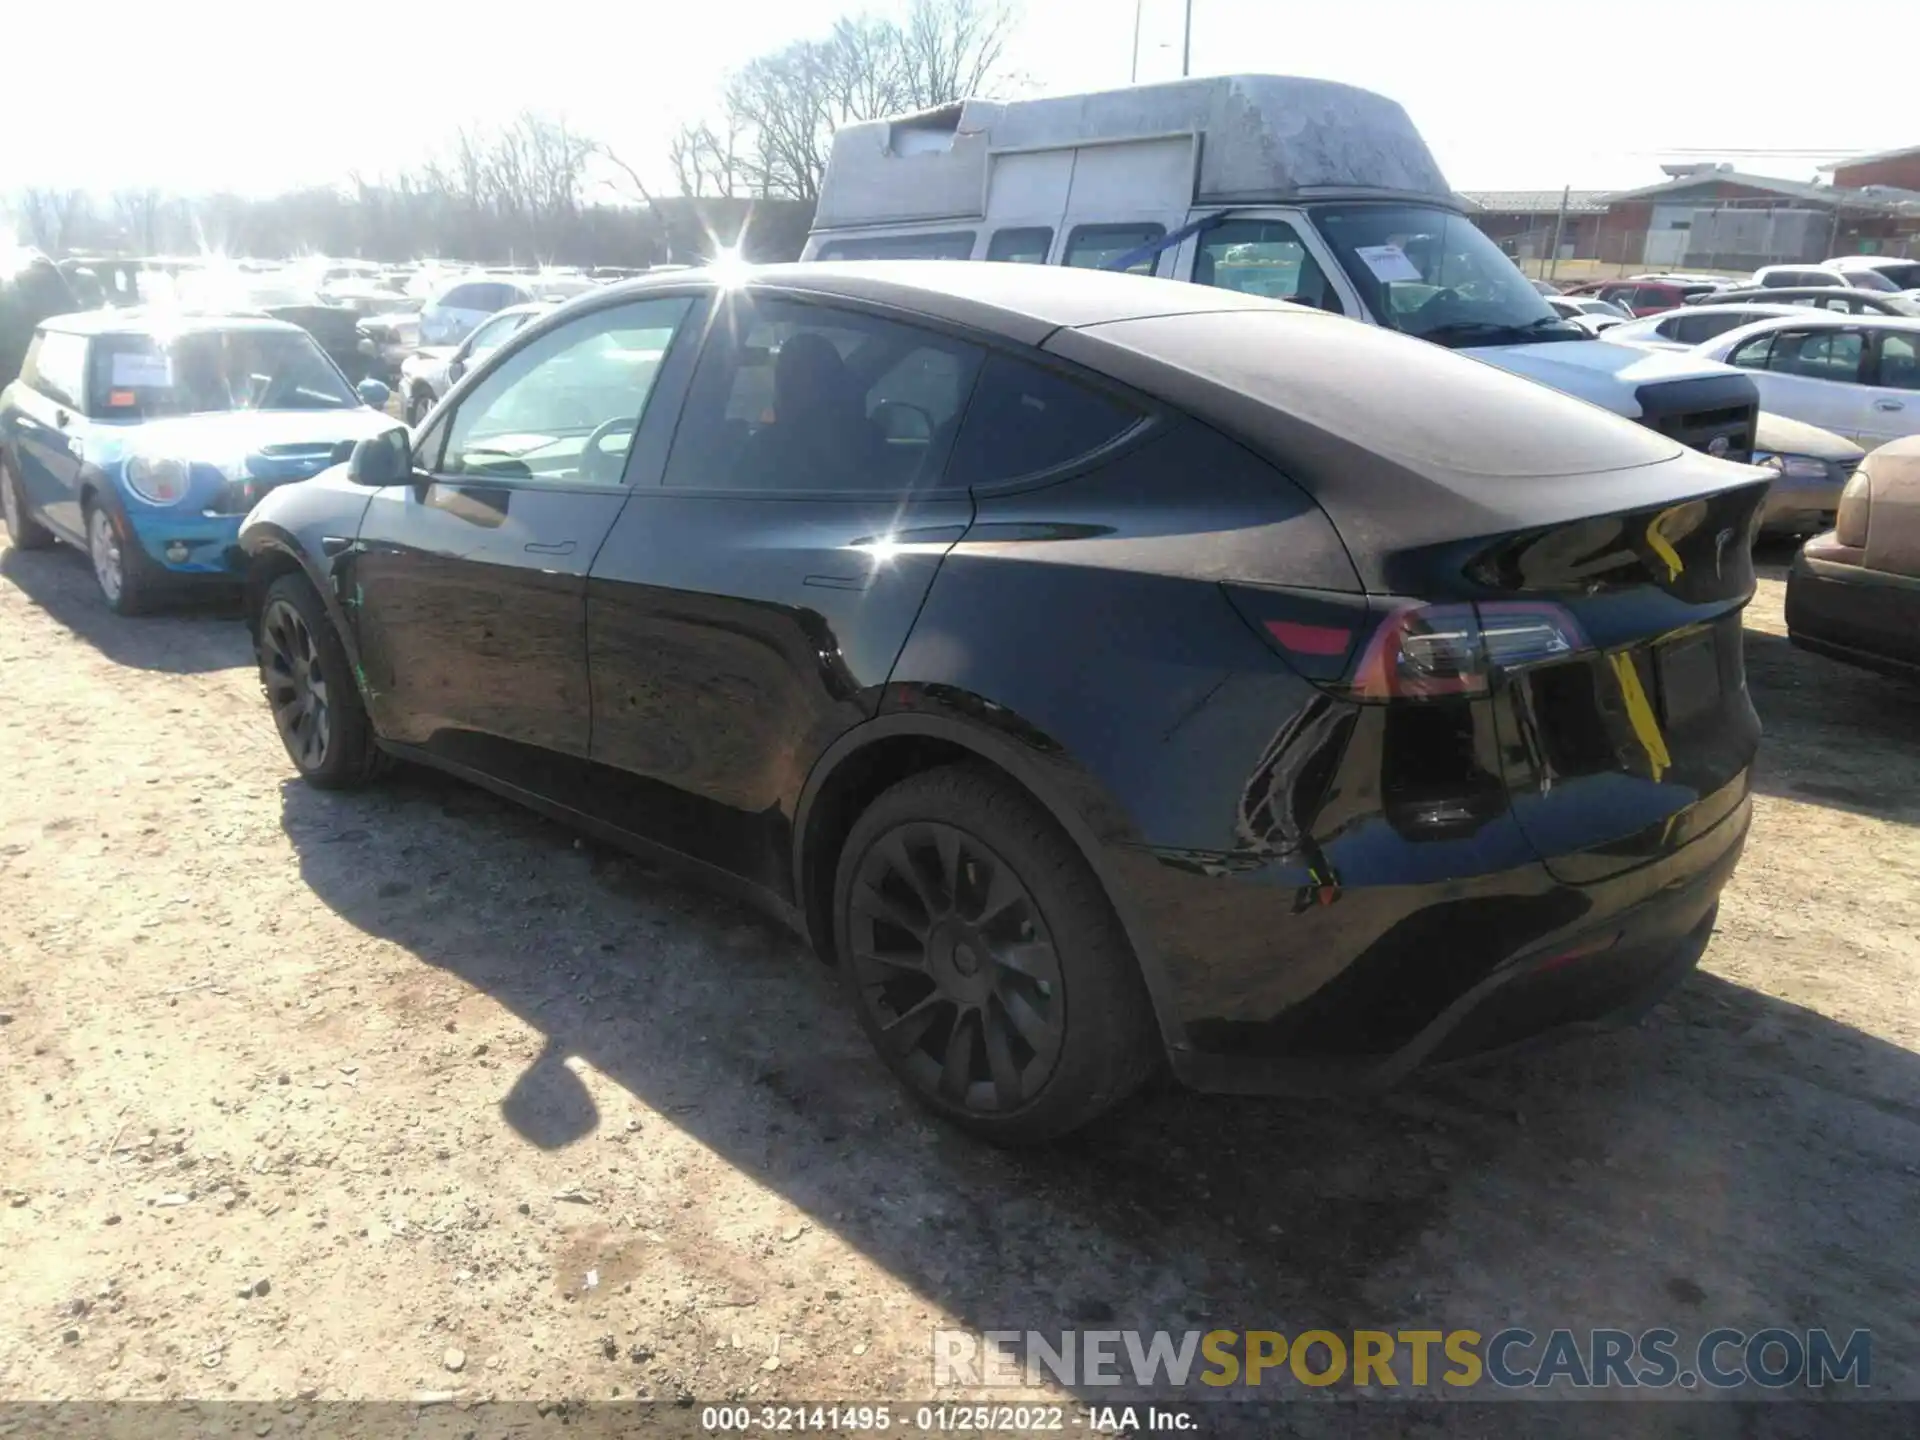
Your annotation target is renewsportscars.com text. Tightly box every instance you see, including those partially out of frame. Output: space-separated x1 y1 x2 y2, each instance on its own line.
933 1327 1872 1391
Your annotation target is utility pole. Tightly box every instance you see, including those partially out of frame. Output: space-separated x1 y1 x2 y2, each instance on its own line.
1547 185 1571 283
1131 0 1143 83
1182 0 1194 77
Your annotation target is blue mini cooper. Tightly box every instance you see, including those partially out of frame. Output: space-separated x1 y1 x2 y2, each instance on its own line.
0 310 398 613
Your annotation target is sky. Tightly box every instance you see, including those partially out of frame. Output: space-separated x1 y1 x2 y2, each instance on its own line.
5 0 1910 199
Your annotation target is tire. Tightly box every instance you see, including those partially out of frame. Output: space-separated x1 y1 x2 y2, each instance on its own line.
85 498 163 615
257 571 385 789
833 764 1159 1144
1 453 55 550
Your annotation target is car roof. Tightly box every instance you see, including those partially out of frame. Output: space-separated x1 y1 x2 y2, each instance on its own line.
1707 311 1920 349
1649 303 1804 319
39 308 308 338
597 260 1276 347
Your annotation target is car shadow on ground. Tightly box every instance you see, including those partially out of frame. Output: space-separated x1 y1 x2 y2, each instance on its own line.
277 762 1920 1423
1743 627 1920 826
0 544 248 674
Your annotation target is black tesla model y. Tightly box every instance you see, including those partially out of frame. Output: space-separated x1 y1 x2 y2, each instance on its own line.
241 262 1764 1142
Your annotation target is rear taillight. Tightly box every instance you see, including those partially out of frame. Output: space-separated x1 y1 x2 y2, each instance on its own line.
1347 601 1590 702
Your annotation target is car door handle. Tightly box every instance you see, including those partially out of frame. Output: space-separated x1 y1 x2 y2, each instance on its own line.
524 539 577 556
1873 398 1904 411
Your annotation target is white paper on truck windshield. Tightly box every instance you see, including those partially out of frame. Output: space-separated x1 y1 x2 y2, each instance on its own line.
1354 244 1425 285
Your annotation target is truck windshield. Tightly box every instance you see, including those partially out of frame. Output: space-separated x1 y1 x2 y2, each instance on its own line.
1310 204 1583 348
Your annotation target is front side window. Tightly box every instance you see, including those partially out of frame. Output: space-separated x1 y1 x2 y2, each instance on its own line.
88 329 355 417
1764 330 1866 382
987 227 1053 264
29 331 88 408
1064 224 1165 275
815 232 977 261
1194 219 1344 313
439 296 692 486
1310 203 1574 347
1727 333 1777 370
1876 333 1920 392
663 295 984 493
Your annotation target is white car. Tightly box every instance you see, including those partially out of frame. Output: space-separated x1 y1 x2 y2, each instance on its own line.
1824 255 1920 293
400 301 555 424
417 276 542 346
1751 263 1899 294
1693 313 1920 448
1546 295 1631 333
1604 303 1808 352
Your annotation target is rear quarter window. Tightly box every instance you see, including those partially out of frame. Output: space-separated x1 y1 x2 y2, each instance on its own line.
947 354 1142 486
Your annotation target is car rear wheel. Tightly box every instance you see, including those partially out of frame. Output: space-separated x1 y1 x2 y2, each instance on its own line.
86 500 159 615
258 572 384 789
2 455 55 550
833 765 1159 1144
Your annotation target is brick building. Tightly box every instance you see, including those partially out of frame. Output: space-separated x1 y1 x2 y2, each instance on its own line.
1594 165 1918 268
1829 144 1920 194
1458 190 1610 261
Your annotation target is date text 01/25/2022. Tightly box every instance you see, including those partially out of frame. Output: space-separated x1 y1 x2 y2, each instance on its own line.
699 1404 1197 1432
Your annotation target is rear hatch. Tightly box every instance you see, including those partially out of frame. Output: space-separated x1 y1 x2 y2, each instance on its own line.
1048 307 1771 883
1467 482 1766 882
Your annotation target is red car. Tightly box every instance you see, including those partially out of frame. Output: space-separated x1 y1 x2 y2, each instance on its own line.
1564 278 1725 318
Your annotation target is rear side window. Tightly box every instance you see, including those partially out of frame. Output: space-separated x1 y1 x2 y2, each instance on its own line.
815 232 977 261
987 227 1053 264
663 295 984 493
947 354 1141 487
1672 312 1759 344
1064 223 1164 275
1876 333 1920 392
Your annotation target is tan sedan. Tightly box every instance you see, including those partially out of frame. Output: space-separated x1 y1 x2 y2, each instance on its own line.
1786 434 1920 679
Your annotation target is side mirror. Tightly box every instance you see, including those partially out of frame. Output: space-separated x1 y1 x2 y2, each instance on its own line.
347 427 413 487
447 358 466 384
356 378 392 410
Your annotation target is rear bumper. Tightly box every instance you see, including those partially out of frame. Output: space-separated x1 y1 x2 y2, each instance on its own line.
1165 788 1749 1096
1785 545 1920 679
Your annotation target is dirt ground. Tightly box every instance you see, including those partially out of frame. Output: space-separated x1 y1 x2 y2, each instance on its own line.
2 535 1918 1433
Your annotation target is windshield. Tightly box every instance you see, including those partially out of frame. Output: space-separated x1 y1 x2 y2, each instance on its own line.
89 328 358 417
1309 204 1580 347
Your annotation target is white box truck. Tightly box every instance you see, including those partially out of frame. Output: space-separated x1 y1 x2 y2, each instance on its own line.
801 74 1758 456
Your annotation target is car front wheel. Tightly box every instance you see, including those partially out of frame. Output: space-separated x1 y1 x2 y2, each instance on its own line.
258 572 384 789
833 765 1159 1144
86 500 159 614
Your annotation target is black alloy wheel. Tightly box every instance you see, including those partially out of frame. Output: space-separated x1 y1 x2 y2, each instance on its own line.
835 765 1158 1143
256 572 384 789
262 596 334 773
847 820 1068 1114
